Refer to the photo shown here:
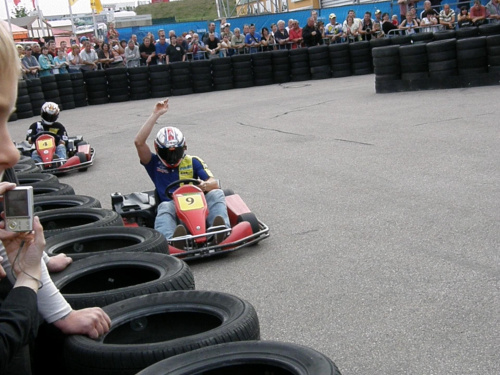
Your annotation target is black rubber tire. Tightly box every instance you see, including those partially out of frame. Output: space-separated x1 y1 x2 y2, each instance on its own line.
478 23 500 36
372 45 399 58
456 36 487 50
136 340 342 375
237 212 260 234
16 172 59 187
411 32 434 43
370 38 392 48
51 252 194 309
455 27 479 39
429 59 458 71
390 35 412 45
427 49 457 62
44 225 169 260
433 30 456 41
16 155 37 165
402 71 429 80
426 38 457 54
34 194 101 212
13 163 41 174
63 290 260 375
374 64 401 75
373 55 400 66
32 182 75 197
487 34 500 46
400 62 429 73
37 207 124 238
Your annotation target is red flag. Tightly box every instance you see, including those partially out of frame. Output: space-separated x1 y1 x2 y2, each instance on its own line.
14 0 21 5
32 0 39 8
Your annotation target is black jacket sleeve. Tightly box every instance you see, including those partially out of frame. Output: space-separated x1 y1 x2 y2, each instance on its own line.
0 287 38 373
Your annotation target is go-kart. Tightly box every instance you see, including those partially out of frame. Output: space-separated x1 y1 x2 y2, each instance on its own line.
16 132 95 174
111 179 270 261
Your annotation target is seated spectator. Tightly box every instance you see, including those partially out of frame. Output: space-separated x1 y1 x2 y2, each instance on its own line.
439 4 456 29
359 11 375 41
188 33 206 60
486 0 500 23
343 15 361 42
68 44 83 72
205 32 221 59
458 6 474 27
21 46 40 79
261 27 275 51
302 17 323 47
79 40 99 71
245 24 262 53
382 12 399 36
274 20 290 49
166 35 186 64
140 36 157 66
53 49 69 74
38 46 54 77
289 20 303 49
399 13 418 34
97 42 115 69
125 39 141 68
155 30 168 65
325 13 344 44
470 0 488 26
421 10 439 32
230 28 245 54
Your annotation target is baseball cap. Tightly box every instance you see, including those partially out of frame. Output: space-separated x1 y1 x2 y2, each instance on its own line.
80 36 89 42
185 34 192 39
329 13 337 19
375 9 381 14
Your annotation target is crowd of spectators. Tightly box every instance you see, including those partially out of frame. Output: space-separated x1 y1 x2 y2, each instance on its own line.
15 3 500 78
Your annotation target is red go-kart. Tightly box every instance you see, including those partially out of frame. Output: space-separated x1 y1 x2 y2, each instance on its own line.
111 179 270 261
16 132 95 174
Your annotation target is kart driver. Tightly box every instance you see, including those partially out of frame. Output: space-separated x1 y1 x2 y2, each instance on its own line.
26 102 68 162
134 99 230 243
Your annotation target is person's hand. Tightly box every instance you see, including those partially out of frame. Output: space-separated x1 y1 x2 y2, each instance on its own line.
152 99 169 116
53 308 111 339
46 253 72 273
0 256 6 279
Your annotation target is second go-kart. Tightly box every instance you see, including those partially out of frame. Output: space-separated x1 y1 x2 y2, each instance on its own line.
111 179 269 261
16 131 95 174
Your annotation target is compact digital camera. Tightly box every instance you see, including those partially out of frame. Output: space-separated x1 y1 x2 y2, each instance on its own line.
4 186 34 232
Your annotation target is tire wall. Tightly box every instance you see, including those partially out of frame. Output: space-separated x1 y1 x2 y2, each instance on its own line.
11 29 500 121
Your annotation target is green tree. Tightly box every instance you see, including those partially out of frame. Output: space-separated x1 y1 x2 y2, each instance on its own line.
12 5 29 18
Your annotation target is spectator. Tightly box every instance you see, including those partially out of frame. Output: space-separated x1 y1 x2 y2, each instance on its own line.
221 23 233 40
21 46 40 79
38 46 54 77
31 43 41 60
260 27 275 51
220 34 232 57
392 14 400 26
97 42 115 69
286 19 294 32
374 9 383 27
399 12 418 34
134 99 230 243
439 4 456 29
359 11 375 41
343 10 362 31
166 35 186 64
470 0 488 26
243 24 250 35
178 35 189 51
125 39 141 68
486 0 500 23
205 32 221 59
79 41 99 71
270 23 278 37
53 49 69 74
107 22 119 42
325 14 343 44
343 15 361 42
155 30 169 65
458 6 474 27
58 40 69 54
409 6 421 25
289 20 303 49
311 9 319 26
420 1 439 20
303 17 323 47
245 24 262 53
231 28 245 54
67 44 83 72
16 44 25 60
140 36 157 66
188 33 206 60
47 40 57 57
274 20 290 49
203 22 219 44
382 12 399 35
421 10 439 32
94 38 104 53
131 34 139 46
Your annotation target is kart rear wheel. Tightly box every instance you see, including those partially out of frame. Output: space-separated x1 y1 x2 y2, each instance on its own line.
76 152 89 172
237 212 259 234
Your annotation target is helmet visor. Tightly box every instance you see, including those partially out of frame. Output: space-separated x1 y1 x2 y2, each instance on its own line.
158 146 184 167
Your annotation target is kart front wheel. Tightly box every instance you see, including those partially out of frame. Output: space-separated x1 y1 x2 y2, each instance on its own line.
237 212 259 234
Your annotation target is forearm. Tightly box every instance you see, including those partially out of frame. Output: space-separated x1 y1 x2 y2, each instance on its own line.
135 112 162 147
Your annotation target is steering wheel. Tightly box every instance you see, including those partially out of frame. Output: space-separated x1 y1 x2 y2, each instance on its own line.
165 178 200 200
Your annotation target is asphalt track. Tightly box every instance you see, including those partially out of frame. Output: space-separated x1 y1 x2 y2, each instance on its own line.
8 74 499 374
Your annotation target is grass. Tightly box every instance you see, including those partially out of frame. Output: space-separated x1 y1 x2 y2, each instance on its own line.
135 0 219 22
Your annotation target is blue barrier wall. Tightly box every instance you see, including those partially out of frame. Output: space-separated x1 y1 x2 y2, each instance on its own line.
116 2 393 42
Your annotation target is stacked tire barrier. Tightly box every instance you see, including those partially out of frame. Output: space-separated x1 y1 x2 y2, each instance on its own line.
373 45 400 92
8 25 500 122
232 53 254 88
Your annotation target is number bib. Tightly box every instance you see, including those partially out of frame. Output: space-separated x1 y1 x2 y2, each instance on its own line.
36 138 55 150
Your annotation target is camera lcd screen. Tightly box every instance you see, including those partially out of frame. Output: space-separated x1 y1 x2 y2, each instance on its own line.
5 190 29 217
